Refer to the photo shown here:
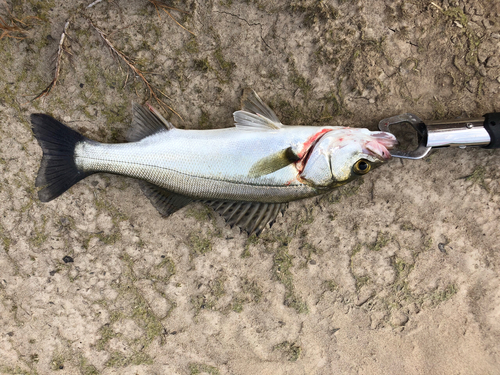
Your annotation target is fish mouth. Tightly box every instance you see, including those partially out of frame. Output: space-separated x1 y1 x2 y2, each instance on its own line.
364 131 398 161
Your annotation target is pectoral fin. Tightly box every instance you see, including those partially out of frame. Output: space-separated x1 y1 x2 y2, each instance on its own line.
248 147 300 178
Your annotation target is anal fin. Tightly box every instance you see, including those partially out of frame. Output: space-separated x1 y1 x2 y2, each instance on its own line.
139 181 192 217
205 200 288 235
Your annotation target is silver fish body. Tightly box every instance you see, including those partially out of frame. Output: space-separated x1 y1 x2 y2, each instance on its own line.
75 126 336 203
31 91 397 234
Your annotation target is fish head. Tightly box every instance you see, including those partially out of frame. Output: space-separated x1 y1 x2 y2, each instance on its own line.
300 128 397 188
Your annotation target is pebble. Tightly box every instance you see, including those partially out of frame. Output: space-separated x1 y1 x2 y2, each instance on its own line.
391 310 409 327
486 55 500 68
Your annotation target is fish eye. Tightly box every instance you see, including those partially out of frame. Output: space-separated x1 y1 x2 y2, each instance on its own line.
353 159 371 175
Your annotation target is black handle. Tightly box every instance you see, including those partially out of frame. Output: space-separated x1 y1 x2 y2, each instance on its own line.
483 112 500 149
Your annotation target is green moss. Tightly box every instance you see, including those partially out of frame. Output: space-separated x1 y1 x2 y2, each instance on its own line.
105 351 153 368
273 245 308 313
0 224 11 252
149 256 176 283
194 57 211 73
0 365 36 375
101 104 129 130
79 357 98 375
198 110 210 129
191 276 227 314
290 0 339 27
189 363 220 375
273 341 301 362
288 57 312 98
188 233 213 257
430 284 457 305
355 275 371 291
465 166 489 192
213 47 236 83
191 294 216 314
369 231 391 252
184 38 199 53
132 298 164 343
186 205 214 222
96 323 117 351
323 280 337 292
324 178 364 204
299 242 319 267
241 234 259 258
30 215 48 247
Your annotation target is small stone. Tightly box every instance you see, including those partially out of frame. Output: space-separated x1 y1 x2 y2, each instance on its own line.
309 259 317 265
438 243 447 253
486 55 500 68
492 33 500 39
49 270 57 276
62 256 74 263
390 310 409 327
369 98 375 104
7 331 14 336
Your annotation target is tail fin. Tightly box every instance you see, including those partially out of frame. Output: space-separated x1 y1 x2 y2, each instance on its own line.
31 114 92 202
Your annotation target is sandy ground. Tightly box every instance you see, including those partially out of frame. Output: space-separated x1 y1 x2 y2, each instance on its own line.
0 0 500 374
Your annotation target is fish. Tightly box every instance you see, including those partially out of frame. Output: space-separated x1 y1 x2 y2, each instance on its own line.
31 90 397 235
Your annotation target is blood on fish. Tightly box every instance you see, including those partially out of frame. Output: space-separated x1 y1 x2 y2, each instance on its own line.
297 128 333 158
295 128 333 174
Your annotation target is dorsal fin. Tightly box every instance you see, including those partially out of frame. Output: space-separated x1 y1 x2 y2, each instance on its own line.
127 104 174 142
234 89 283 131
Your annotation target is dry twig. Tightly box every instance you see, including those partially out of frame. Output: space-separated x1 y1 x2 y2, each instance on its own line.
87 0 105 8
148 0 195 36
88 17 181 118
33 20 71 101
0 13 39 40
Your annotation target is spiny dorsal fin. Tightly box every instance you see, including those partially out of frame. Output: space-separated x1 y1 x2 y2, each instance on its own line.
248 147 300 178
205 200 288 235
127 104 174 142
234 90 283 131
139 181 192 217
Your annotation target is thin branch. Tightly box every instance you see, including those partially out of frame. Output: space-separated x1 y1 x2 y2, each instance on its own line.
88 17 182 119
87 0 105 9
0 13 39 40
32 20 71 101
148 0 195 36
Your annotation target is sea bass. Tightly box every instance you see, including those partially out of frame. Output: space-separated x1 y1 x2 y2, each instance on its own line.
31 91 396 234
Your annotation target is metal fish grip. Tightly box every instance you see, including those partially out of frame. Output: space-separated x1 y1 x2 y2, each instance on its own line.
378 112 500 159
378 113 430 159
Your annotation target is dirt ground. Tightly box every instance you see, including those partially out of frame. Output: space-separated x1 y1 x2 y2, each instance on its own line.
0 0 499 374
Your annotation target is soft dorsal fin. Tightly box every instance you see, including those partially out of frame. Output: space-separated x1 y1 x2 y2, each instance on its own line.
204 200 288 235
234 90 283 131
127 104 174 142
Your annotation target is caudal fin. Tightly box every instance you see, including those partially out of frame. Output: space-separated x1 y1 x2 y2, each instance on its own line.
31 114 92 202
